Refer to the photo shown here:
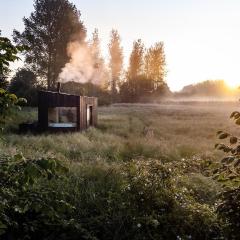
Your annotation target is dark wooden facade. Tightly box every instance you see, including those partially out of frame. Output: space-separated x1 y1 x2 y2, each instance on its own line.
38 90 97 132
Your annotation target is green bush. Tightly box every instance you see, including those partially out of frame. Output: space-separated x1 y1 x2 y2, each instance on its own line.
0 153 87 240
214 110 240 239
55 160 222 240
0 88 26 129
0 157 222 239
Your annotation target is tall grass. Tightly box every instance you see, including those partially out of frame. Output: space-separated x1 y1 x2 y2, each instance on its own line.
1 102 236 238
2 102 237 163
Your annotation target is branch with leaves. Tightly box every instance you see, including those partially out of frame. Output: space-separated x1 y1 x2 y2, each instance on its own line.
214 110 240 238
0 35 25 76
0 33 27 129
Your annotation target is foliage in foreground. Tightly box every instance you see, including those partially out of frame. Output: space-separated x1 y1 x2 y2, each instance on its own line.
0 88 26 128
0 153 85 240
214 110 240 239
0 31 25 88
0 33 27 128
0 156 223 240
65 160 221 240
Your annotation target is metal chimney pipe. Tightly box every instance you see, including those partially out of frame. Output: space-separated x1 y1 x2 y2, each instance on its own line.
57 82 61 93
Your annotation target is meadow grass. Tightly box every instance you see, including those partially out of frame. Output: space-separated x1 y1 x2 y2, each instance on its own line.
2 102 238 238
1 102 238 164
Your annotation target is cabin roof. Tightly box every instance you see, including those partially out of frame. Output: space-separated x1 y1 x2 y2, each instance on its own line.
38 90 96 99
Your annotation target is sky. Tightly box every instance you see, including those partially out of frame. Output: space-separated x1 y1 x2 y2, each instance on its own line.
1 0 240 91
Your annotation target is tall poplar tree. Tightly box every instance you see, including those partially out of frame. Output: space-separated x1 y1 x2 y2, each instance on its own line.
90 29 109 88
127 39 145 100
144 42 166 90
108 29 123 102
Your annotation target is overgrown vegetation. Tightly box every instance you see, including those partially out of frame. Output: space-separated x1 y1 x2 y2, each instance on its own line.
0 33 27 128
214 110 240 239
1 102 240 239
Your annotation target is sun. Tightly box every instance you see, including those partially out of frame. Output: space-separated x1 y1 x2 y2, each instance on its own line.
225 78 240 89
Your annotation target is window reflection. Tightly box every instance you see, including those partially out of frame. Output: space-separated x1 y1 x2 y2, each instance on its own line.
48 107 77 127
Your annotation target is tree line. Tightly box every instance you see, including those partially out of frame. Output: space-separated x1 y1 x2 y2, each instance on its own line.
175 80 240 99
1 0 169 105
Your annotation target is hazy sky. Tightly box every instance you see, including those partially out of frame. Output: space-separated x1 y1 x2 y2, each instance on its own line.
1 0 240 91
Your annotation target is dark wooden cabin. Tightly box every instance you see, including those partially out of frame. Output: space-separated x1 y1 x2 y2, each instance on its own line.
38 89 97 132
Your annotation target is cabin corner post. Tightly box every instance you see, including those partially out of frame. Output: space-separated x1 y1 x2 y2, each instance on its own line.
94 97 98 126
38 91 48 131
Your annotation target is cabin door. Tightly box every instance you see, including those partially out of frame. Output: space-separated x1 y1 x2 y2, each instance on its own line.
87 105 93 127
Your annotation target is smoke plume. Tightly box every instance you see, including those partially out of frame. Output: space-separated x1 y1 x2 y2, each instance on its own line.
58 41 104 85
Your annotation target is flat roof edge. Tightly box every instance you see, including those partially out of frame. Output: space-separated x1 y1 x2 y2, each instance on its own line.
38 90 97 98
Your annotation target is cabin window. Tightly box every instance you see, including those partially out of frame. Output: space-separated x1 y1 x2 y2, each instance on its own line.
48 107 77 127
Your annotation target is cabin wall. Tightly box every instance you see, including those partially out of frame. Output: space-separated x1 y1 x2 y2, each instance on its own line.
38 91 97 132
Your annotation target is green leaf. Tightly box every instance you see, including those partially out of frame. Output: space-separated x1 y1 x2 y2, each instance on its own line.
18 97 27 104
14 153 25 161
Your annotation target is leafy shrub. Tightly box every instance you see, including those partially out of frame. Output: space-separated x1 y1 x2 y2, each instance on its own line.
58 160 222 240
0 153 91 240
0 88 26 128
0 33 27 130
214 110 240 238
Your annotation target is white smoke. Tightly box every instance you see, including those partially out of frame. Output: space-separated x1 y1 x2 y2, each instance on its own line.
58 41 104 85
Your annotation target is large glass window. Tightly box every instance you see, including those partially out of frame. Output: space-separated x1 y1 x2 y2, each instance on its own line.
48 107 77 127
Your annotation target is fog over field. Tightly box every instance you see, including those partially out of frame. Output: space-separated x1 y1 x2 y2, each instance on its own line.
2 102 239 163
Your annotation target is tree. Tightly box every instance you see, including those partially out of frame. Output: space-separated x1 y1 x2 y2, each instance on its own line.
120 75 154 102
9 68 40 106
176 80 237 98
89 28 109 89
0 31 25 89
13 0 86 90
126 39 145 101
108 29 123 102
144 42 166 91
90 29 102 67
0 34 26 128
128 39 144 80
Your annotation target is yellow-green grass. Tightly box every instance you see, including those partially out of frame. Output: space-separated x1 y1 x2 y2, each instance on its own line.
1 102 239 165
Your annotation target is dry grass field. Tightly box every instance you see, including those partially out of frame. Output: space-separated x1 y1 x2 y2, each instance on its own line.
1 101 239 164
